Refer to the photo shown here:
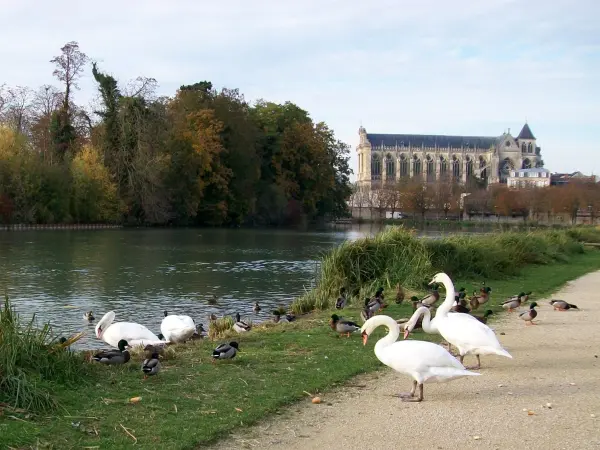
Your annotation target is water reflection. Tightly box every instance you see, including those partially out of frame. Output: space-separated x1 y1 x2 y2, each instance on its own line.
0 225 487 349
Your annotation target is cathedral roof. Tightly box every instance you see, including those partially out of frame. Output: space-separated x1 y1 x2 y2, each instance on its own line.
517 123 536 140
365 133 497 150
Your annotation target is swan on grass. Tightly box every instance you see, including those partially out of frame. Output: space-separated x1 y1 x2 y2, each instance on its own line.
361 315 480 402
95 311 164 348
404 273 512 370
161 310 196 343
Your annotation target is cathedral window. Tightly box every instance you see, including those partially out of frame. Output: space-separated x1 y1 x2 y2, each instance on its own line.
385 154 395 179
426 155 435 181
399 154 409 177
413 155 422 175
371 154 381 179
440 156 447 176
466 157 473 177
451 155 460 179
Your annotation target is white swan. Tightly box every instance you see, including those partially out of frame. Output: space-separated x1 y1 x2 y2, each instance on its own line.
161 310 196 343
361 315 480 402
95 311 163 348
404 273 512 369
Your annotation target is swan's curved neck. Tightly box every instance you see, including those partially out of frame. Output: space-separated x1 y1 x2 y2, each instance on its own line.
434 275 456 318
368 315 400 351
407 306 436 333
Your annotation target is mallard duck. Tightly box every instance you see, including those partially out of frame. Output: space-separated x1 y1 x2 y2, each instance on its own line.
272 311 295 323
83 311 95 322
472 309 494 324
253 302 261 313
410 295 425 310
335 287 347 309
143 344 165 358
208 295 218 305
395 283 405 305
520 291 532 302
550 299 578 311
469 287 491 310
419 287 440 307
451 296 470 314
212 341 239 362
233 313 251 333
360 306 372 323
92 339 130 365
330 314 360 337
208 313 217 322
374 287 385 301
502 292 524 312
190 323 207 340
367 296 384 315
519 302 538 325
141 352 161 378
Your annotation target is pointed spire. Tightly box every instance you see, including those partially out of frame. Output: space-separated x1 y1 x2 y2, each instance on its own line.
517 123 535 140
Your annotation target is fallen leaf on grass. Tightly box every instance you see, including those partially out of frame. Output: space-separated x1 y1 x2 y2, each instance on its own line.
129 397 142 404
235 408 243 412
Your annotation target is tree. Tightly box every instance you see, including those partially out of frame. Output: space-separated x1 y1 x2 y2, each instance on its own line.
50 41 88 158
30 85 63 162
405 180 433 220
550 183 582 224
433 177 461 218
1 86 33 134
50 41 88 113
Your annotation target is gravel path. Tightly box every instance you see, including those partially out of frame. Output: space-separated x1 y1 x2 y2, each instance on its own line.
210 271 600 450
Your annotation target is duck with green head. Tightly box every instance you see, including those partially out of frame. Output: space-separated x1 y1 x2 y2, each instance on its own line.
92 339 130 365
472 309 494 324
519 302 538 325
330 314 360 338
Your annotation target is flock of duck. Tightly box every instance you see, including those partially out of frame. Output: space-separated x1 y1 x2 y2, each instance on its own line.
80 272 578 394
328 272 579 402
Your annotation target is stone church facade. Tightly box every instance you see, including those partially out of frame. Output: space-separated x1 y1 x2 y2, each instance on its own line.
356 123 543 188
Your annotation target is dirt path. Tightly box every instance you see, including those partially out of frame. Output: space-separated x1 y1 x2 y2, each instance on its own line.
209 271 600 450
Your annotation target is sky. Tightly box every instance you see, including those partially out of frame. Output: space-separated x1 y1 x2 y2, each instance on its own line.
1 0 599 179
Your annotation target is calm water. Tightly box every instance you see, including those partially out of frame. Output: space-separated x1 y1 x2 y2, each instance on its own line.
0 225 487 349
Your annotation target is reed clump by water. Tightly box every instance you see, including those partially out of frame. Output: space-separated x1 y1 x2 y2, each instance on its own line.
0 296 88 412
208 316 234 339
291 227 598 314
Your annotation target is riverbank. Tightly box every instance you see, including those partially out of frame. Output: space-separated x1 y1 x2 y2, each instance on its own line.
0 223 122 231
3 249 600 449
211 269 600 450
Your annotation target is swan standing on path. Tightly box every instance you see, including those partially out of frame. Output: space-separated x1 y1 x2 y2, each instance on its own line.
95 311 164 348
161 310 196 343
404 273 512 370
361 315 480 402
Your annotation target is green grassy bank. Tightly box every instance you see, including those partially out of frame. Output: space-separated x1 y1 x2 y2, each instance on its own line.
2 230 600 449
291 226 600 314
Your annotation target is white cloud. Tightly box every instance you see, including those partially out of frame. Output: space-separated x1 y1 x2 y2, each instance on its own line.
1 0 599 177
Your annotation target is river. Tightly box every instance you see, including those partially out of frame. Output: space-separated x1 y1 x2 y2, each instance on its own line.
0 224 488 349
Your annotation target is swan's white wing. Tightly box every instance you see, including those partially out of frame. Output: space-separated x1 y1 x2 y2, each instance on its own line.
437 313 510 357
103 322 160 347
161 315 195 342
379 340 465 371
176 315 195 329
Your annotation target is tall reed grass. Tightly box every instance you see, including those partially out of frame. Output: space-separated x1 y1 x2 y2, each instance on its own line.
0 296 88 412
291 226 599 314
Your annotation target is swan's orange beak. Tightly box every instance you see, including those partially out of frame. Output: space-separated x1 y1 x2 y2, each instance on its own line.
403 328 410 340
361 331 368 346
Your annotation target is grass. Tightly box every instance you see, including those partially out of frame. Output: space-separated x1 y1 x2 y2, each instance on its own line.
3 248 600 449
291 227 600 314
0 296 88 413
